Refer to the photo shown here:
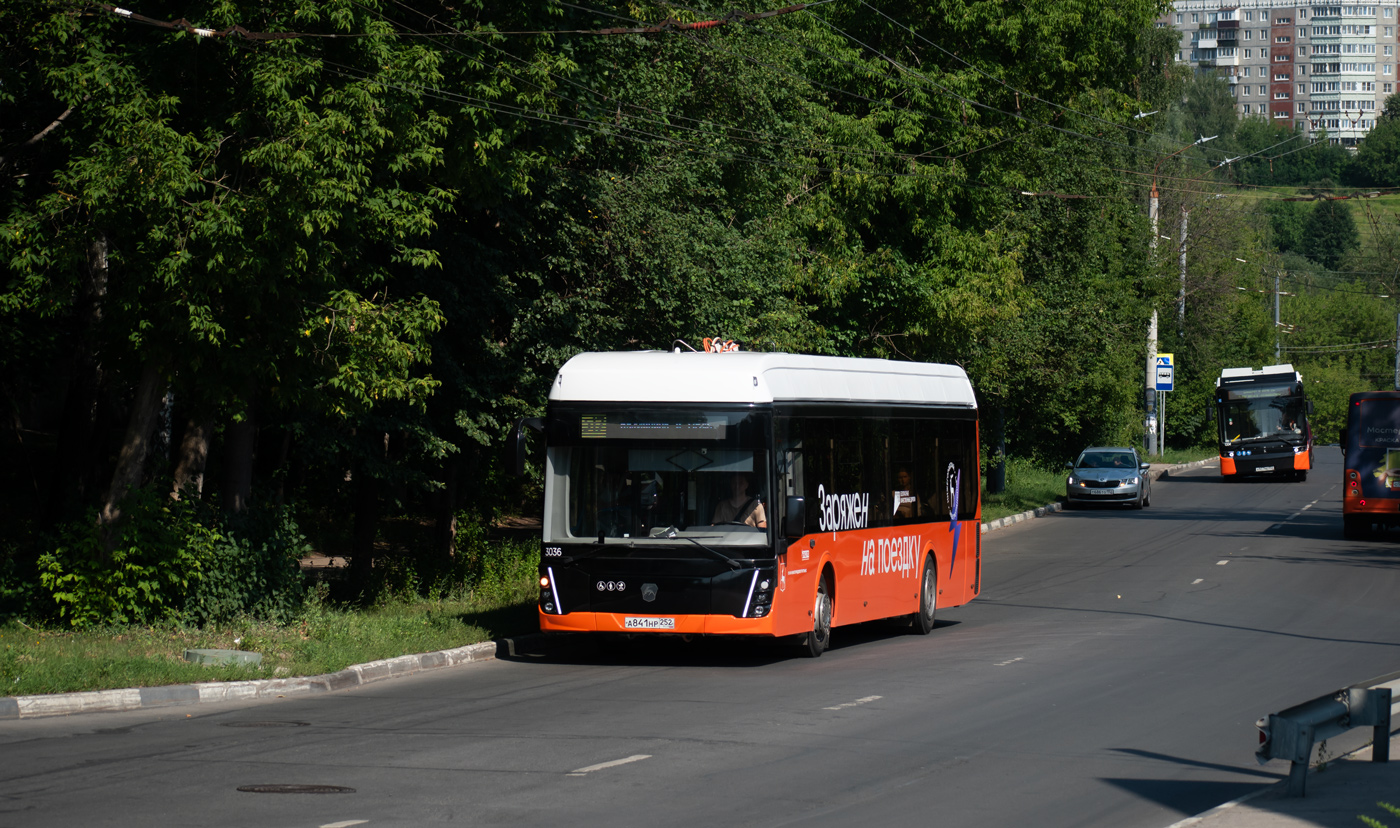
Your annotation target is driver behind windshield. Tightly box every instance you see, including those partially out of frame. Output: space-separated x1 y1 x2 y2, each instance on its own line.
712 472 767 528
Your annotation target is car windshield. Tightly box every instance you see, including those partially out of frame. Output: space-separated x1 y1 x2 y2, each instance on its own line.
1076 451 1137 470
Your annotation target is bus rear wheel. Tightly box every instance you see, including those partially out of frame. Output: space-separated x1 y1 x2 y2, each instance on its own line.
912 554 937 635
801 574 832 658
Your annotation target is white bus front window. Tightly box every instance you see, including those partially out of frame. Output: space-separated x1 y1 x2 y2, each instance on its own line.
547 444 770 546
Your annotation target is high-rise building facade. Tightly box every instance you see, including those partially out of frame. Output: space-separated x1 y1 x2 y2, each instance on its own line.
1161 2 1398 145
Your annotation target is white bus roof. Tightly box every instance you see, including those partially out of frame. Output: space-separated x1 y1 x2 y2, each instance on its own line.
1218 364 1299 382
549 351 976 409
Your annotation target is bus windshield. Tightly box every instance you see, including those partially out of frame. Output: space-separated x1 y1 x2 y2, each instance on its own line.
1219 386 1306 444
544 409 771 548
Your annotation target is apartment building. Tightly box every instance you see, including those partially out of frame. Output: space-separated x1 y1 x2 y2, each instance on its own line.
1161 2 1398 145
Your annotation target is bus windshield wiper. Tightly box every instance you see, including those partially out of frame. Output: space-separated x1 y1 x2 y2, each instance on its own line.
652 527 745 570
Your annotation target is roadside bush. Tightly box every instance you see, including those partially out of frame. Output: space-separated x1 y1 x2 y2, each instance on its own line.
36 489 308 627
362 512 538 606
182 508 309 626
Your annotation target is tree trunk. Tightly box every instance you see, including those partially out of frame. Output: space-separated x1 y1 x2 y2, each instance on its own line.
222 381 257 514
98 357 168 526
42 233 108 527
435 456 460 560
348 460 382 598
171 419 213 500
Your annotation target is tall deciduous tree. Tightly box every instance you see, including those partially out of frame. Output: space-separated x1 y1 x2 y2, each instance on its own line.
1302 199 1360 270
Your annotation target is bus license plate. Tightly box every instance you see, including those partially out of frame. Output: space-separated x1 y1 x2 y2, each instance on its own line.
625 617 675 630
1257 465 1274 472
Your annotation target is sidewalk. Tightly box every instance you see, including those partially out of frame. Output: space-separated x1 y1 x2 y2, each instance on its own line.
1172 732 1400 828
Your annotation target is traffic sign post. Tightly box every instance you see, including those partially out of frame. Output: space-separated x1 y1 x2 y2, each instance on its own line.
1155 353 1174 450
1155 353 1174 392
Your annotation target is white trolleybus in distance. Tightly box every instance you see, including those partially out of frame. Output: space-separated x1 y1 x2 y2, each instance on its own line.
514 350 982 656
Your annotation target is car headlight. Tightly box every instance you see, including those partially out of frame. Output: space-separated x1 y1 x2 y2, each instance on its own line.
1066 476 1076 485
1129 477 1139 485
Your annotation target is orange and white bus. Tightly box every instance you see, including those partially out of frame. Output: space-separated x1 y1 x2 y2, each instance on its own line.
518 350 981 657
1214 364 1314 481
1341 389 1400 538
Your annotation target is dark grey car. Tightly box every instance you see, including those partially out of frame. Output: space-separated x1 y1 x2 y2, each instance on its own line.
1064 447 1151 509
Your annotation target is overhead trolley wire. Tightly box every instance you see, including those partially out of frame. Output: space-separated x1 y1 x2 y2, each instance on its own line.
94 0 843 39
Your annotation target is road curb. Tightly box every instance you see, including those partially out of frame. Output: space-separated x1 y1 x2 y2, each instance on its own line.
980 457 1218 535
3 457 1224 720
0 634 548 721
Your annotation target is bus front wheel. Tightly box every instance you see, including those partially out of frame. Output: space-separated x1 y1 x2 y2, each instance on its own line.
912 554 937 635
801 574 832 658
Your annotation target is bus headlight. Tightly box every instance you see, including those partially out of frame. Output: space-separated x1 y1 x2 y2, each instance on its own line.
1292 445 1305 453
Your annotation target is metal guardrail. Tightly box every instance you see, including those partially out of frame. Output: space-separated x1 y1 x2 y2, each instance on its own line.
1255 670 1396 797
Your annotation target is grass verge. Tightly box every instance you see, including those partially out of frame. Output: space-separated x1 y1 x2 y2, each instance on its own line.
1 579 542 698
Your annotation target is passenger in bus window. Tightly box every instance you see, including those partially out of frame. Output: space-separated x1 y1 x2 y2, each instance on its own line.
892 466 921 520
713 472 767 528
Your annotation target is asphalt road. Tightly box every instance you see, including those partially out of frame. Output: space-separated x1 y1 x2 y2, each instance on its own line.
4 446 1399 828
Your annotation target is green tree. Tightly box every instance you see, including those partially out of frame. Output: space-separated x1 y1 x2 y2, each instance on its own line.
1350 93 1400 187
1301 199 1360 270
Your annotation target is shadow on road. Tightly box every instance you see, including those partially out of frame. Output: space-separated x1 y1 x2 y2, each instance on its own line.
1099 777 1271 819
496 618 961 667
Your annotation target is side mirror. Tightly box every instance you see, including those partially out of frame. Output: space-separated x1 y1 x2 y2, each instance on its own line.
1140 462 1151 471
1307 400 1315 414
512 416 544 477
1064 461 1074 469
784 496 806 538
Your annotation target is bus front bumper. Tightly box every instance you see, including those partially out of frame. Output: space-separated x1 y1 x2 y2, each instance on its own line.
1220 451 1308 476
539 610 787 637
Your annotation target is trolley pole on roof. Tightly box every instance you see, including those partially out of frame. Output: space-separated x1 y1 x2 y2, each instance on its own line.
1394 312 1399 390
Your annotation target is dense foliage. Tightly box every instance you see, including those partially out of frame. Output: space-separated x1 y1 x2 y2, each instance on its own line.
3 0 1400 625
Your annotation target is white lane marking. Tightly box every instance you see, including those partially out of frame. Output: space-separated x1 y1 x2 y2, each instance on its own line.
567 755 652 776
1217 560 1229 566
1286 512 1302 521
1192 579 1204 585
321 822 369 828
1301 504 1313 511
823 695 882 710
1269 524 1283 531
995 657 1024 667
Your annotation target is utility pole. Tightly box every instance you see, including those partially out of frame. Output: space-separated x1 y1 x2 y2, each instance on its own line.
1275 270 1282 362
1144 135 1211 459
1147 310 1158 456
1394 312 1399 390
1150 189 1159 250
1179 207 1188 337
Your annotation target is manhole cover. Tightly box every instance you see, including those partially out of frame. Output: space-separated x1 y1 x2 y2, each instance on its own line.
221 721 310 728
237 784 355 794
